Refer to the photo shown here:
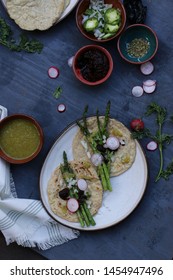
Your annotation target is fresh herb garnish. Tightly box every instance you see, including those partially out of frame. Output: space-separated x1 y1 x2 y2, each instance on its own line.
131 102 173 182
160 159 173 180
0 17 43 53
53 86 62 99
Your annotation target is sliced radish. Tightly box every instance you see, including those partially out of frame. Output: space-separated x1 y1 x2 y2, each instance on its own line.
91 153 103 166
143 79 156 87
146 141 158 151
77 179 88 191
67 198 79 213
143 84 156 94
57 103 66 113
106 136 120 150
68 56 74 67
140 61 154 75
132 86 144 97
130 119 144 131
48 66 59 79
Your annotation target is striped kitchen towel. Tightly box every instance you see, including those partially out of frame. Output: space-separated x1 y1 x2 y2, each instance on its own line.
0 105 79 250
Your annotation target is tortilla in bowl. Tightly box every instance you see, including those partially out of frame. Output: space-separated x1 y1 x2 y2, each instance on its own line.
47 160 103 222
6 0 70 31
72 116 136 177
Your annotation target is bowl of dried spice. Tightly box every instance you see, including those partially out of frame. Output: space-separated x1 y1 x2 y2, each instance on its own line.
117 24 158 64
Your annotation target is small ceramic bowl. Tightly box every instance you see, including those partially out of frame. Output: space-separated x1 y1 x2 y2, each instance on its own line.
76 0 126 43
72 44 113 86
117 24 158 64
0 114 43 164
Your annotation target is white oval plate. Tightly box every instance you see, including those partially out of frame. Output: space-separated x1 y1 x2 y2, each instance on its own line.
40 119 148 231
1 0 79 24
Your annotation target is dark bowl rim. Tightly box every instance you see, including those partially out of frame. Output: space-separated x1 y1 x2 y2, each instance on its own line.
0 114 44 164
72 44 114 85
117 23 159 65
75 0 127 43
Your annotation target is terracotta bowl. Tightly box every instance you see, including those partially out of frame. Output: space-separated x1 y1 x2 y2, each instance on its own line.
76 0 126 43
117 24 158 64
72 44 113 86
0 114 43 164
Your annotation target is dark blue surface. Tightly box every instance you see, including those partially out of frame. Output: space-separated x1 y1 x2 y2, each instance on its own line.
0 1 173 260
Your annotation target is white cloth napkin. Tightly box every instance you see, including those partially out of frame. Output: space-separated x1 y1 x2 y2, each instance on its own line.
0 105 79 250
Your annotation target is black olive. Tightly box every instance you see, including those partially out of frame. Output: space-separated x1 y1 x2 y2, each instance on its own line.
97 144 107 154
103 157 109 165
78 190 84 198
78 194 87 205
59 188 70 200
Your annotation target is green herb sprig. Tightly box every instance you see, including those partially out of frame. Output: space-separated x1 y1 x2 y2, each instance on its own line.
160 160 173 180
0 17 43 53
52 86 62 99
132 102 173 182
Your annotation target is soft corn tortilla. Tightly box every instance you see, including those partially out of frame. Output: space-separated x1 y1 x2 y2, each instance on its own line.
73 117 136 177
6 0 68 31
47 160 103 223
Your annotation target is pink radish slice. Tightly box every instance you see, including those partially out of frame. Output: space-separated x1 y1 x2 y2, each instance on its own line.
57 103 66 113
143 84 156 94
132 86 144 97
143 79 156 87
77 179 88 191
67 198 79 212
68 56 74 67
140 61 154 75
147 141 158 151
91 153 103 166
106 136 120 150
48 66 59 78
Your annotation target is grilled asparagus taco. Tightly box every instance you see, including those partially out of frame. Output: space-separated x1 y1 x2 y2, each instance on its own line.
72 104 136 178
47 153 103 226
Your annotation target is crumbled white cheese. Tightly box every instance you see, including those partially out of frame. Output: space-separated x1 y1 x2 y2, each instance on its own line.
66 178 77 189
87 151 91 158
111 155 116 162
59 179 64 187
81 140 88 152
102 134 107 143
86 200 92 209
120 139 126 146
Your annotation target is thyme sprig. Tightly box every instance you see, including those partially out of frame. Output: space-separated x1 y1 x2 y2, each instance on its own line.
0 17 43 53
131 102 173 182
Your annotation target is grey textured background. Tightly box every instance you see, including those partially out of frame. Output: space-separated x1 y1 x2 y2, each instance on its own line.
0 0 173 260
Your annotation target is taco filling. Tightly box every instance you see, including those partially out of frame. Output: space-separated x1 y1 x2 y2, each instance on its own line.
47 151 103 227
73 102 136 191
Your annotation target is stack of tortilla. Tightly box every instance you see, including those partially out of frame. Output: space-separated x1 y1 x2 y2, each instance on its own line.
6 0 70 30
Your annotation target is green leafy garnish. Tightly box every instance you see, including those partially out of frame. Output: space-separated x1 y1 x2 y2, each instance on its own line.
160 159 173 180
131 102 173 182
53 86 62 99
0 17 43 53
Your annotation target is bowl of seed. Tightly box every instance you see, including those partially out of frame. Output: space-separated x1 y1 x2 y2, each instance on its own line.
117 24 158 64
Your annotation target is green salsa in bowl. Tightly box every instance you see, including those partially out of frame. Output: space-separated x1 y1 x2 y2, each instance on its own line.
0 114 43 164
